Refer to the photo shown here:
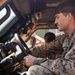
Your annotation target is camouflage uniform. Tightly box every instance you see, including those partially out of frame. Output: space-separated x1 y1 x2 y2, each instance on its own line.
22 30 75 75
31 34 65 59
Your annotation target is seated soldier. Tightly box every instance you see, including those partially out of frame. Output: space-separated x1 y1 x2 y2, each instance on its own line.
31 32 55 47
22 0 75 75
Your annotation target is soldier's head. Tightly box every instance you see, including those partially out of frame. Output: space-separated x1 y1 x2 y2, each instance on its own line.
54 0 75 31
44 32 55 44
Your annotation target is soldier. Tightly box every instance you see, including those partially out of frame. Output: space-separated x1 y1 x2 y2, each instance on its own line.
23 0 75 75
44 32 56 44
31 32 56 47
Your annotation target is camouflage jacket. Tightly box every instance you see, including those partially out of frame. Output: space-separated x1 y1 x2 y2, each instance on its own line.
30 29 75 75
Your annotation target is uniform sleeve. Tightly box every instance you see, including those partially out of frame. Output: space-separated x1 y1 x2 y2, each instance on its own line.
31 35 65 59
33 58 48 65
33 45 75 75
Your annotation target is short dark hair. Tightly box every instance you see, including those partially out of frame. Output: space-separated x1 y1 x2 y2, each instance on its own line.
44 32 55 44
55 0 75 19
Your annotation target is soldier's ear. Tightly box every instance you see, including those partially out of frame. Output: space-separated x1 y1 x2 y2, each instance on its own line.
67 13 73 21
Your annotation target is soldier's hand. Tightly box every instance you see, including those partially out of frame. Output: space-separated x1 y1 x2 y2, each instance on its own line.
23 54 36 67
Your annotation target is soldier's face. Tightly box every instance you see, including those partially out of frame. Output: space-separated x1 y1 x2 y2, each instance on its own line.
55 13 69 31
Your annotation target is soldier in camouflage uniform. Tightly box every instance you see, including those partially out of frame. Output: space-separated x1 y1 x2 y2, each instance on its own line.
22 0 75 75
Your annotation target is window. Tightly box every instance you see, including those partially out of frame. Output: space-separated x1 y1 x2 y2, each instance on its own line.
26 29 64 48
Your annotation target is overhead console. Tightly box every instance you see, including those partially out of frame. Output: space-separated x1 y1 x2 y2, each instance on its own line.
11 0 48 18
